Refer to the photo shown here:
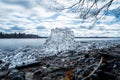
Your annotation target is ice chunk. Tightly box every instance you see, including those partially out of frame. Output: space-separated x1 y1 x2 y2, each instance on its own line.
9 46 40 68
43 28 75 54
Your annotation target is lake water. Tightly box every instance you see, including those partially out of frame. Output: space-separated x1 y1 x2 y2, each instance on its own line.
0 38 46 51
0 38 120 50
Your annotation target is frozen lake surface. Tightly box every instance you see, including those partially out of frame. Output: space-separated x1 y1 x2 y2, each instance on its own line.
0 38 120 50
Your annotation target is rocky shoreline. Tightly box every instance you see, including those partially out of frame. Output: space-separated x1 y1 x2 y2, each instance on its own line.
0 28 120 80
0 43 120 80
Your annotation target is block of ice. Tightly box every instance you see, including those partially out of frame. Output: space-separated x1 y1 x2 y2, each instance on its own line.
43 28 75 54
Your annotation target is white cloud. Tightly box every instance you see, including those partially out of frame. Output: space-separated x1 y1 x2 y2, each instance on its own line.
0 0 120 37
109 0 120 10
100 16 116 22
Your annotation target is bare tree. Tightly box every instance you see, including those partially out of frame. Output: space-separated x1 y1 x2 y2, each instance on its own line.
35 0 113 18
66 0 113 18
35 0 114 28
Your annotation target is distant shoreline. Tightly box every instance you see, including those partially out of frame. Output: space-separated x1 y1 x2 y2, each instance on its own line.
0 37 47 39
75 37 120 38
0 37 120 39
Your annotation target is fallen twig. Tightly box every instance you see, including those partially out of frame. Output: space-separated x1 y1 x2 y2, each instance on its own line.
15 61 42 70
82 57 103 80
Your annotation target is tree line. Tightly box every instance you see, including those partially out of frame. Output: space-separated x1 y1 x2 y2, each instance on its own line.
0 32 41 38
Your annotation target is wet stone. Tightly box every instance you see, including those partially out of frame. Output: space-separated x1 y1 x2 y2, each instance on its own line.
42 77 52 80
25 72 33 80
11 75 25 80
0 70 8 78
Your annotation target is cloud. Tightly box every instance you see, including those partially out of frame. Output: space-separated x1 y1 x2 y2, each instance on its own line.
35 0 64 11
0 0 36 9
0 0 120 37
36 26 46 30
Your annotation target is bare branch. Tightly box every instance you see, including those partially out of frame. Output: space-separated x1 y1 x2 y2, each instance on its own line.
35 0 114 26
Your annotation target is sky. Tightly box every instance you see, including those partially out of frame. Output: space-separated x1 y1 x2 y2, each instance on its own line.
0 0 120 37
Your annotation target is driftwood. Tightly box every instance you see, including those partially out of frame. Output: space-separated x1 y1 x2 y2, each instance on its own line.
82 57 103 80
15 61 42 70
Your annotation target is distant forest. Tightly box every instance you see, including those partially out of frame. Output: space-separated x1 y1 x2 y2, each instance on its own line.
0 32 45 38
